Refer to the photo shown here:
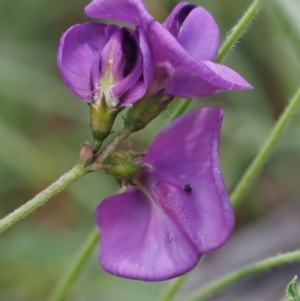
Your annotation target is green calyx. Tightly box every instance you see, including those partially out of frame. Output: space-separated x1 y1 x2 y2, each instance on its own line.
286 276 300 301
89 98 121 152
103 152 148 185
124 91 173 133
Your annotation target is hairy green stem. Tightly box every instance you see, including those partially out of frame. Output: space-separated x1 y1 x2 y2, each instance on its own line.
168 0 265 123
48 228 99 301
95 128 131 163
186 251 300 301
217 0 264 62
0 163 88 233
231 85 300 207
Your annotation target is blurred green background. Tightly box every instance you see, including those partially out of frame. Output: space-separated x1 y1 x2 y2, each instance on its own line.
0 0 300 300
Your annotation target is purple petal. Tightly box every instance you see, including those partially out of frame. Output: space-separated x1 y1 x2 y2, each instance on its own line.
120 80 145 106
142 108 235 253
177 7 220 61
85 0 153 26
110 29 143 106
166 61 253 97
164 3 197 37
57 23 107 101
163 2 188 30
117 27 155 106
137 27 155 93
90 25 120 101
148 22 252 97
100 31 126 83
202 60 253 89
97 189 199 281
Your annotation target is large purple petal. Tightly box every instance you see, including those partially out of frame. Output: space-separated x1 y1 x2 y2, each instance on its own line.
97 189 200 281
85 0 153 26
57 23 107 101
141 108 235 253
148 21 252 97
177 7 220 61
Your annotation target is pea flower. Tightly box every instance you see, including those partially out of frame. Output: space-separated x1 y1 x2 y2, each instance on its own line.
85 0 252 98
97 107 234 281
57 23 154 107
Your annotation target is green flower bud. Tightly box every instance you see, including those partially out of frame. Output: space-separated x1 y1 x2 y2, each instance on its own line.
124 92 173 133
103 152 147 185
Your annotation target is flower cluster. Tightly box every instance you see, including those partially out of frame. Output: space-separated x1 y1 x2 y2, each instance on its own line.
58 0 251 108
57 0 249 281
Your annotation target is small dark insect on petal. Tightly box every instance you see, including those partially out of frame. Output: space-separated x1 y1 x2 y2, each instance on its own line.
184 184 192 193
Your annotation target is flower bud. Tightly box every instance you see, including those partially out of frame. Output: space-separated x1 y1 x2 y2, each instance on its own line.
89 100 120 151
124 92 173 133
103 152 147 185
79 142 94 165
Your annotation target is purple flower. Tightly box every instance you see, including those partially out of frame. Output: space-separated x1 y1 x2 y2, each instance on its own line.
96 107 235 281
85 0 252 98
57 23 154 107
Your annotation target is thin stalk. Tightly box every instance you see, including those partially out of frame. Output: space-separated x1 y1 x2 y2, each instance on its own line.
169 0 265 123
157 275 188 301
0 163 88 233
231 85 300 207
96 128 131 163
169 99 192 122
48 228 99 301
186 251 300 301
217 0 265 62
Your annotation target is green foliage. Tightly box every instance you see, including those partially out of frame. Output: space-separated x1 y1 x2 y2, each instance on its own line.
286 276 300 301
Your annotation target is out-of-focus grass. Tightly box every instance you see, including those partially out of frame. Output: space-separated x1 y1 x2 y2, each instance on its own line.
0 0 300 300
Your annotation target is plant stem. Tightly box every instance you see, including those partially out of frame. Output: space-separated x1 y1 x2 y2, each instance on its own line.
231 85 300 208
186 251 300 301
169 99 192 122
96 128 131 163
217 0 265 62
48 228 99 301
0 163 88 233
168 0 265 123
157 275 188 301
